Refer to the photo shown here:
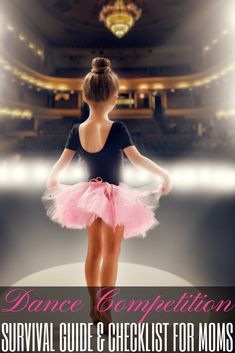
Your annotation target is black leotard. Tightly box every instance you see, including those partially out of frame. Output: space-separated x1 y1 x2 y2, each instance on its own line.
65 120 134 185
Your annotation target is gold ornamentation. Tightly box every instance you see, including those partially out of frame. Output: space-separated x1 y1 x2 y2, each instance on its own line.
99 0 142 38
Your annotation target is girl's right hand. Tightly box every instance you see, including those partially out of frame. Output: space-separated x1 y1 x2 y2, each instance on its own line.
47 180 59 192
161 174 172 195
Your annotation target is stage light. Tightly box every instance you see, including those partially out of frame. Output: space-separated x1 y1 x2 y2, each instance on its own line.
45 84 53 90
6 23 14 32
11 164 27 185
170 161 235 194
154 84 164 90
226 64 235 72
211 74 218 80
0 158 235 194
139 84 148 90
3 64 11 71
0 106 32 119
213 167 235 191
177 82 189 89
20 74 28 80
172 168 197 191
12 68 21 76
2 14 44 60
28 79 36 85
28 42 35 49
0 161 8 184
60 162 86 183
123 165 153 185
11 109 21 116
193 80 202 86
217 109 235 118
220 70 227 76
19 34 25 41
22 110 32 118
33 164 50 184
203 78 211 84
59 85 67 91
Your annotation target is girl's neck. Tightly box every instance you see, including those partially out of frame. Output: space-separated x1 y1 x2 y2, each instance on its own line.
86 107 110 123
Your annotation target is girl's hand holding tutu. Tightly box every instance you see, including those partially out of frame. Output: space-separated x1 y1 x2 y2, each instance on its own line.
161 173 172 195
47 180 60 192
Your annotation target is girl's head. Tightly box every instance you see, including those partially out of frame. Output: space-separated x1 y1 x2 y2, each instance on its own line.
82 57 119 110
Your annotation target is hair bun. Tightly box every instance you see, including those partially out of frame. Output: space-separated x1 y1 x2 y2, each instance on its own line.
91 57 112 74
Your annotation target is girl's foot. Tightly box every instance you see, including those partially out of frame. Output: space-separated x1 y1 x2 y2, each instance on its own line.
89 309 102 325
99 309 113 335
89 309 113 334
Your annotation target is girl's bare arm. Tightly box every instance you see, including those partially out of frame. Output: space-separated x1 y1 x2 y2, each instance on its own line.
123 145 172 194
46 149 76 190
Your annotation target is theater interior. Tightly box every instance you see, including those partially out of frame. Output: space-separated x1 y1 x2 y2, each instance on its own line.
0 0 235 287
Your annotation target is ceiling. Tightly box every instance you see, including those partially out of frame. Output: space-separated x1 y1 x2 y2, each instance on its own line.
11 0 224 48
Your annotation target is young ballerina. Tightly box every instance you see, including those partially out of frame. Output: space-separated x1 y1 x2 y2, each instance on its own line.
42 57 172 329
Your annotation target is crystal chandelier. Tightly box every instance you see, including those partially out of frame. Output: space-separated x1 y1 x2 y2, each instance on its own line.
99 0 142 38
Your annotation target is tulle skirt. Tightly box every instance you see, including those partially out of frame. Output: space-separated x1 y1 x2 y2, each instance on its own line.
41 177 164 239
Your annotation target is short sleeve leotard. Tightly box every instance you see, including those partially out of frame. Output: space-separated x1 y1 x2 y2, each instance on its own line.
65 121 134 186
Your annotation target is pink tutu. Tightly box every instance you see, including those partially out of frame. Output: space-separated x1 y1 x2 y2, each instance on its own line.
41 177 164 239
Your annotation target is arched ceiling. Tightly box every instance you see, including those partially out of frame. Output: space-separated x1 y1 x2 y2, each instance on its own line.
12 0 223 48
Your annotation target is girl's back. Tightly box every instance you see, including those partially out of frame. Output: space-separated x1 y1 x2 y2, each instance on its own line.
78 120 114 154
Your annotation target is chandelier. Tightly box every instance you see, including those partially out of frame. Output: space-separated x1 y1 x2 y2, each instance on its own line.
99 0 142 38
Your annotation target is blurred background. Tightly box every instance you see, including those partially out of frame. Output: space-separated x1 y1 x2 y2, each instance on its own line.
0 0 235 286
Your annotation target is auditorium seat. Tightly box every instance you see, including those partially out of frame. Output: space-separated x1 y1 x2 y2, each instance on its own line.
9 116 235 158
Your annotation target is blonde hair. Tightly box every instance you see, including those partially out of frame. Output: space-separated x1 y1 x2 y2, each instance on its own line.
82 57 119 102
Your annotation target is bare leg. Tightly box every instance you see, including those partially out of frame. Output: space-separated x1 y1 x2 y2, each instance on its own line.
100 221 124 287
85 217 103 323
85 218 124 330
99 222 124 324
